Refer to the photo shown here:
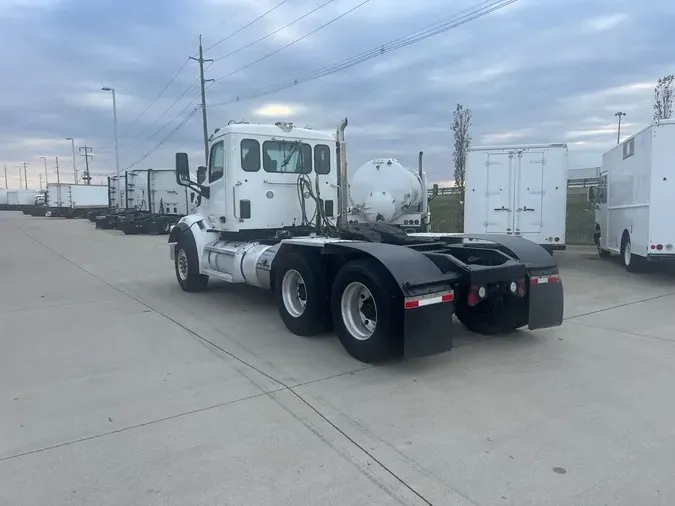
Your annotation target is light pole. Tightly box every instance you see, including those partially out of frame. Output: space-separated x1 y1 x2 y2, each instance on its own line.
65 137 77 183
101 87 120 205
40 156 48 188
615 111 626 144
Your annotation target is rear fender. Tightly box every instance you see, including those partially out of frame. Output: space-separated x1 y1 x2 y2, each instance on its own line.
451 234 564 331
321 241 457 359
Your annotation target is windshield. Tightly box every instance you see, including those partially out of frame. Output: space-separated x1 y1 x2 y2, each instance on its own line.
262 140 311 174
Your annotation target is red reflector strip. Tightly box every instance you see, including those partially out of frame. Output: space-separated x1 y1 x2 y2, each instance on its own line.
404 291 454 310
531 274 561 285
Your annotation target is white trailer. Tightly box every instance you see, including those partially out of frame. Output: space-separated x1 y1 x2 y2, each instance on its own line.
0 189 7 208
347 152 434 232
464 143 568 252
590 119 675 271
6 189 41 207
46 183 109 218
166 119 564 364
94 168 192 233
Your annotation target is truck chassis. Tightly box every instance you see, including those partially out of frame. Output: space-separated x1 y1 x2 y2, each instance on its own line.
169 220 563 363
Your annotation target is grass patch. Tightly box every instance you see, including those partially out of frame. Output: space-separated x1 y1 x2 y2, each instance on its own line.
429 188 594 245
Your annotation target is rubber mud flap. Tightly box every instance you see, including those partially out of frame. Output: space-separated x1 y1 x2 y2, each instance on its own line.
527 270 564 330
403 302 455 359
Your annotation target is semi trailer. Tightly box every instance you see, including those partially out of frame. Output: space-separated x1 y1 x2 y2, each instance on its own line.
45 183 110 218
1 189 43 211
464 143 568 253
168 119 564 363
589 119 675 271
94 168 193 234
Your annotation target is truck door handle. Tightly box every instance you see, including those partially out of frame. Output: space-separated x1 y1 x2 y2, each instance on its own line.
493 206 510 211
517 207 535 212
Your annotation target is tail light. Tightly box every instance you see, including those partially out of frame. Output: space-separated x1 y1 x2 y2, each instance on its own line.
467 285 487 307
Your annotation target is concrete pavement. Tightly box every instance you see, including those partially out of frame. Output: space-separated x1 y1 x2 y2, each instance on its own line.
2 212 674 505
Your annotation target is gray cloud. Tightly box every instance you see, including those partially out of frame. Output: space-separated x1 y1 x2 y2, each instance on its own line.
1 0 673 189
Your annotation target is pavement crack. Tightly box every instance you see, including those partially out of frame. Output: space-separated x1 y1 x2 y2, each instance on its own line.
565 291 675 320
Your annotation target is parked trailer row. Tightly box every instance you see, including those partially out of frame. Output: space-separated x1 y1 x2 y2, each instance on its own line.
93 168 195 235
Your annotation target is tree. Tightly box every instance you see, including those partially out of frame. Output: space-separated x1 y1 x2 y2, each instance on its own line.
653 74 674 121
451 103 472 231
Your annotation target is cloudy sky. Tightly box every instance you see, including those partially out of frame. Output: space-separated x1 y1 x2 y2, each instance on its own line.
1 0 673 189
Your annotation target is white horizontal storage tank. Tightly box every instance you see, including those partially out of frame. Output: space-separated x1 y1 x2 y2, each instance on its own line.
349 158 424 222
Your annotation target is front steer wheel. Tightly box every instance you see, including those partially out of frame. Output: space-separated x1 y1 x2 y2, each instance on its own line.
274 252 331 336
175 233 209 292
331 259 403 363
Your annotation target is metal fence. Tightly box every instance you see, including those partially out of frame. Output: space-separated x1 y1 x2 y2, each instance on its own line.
428 177 599 196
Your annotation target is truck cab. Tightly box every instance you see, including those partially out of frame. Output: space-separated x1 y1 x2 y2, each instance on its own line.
193 121 339 236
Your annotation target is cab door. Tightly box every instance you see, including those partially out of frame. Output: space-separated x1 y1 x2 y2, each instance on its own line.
201 135 228 227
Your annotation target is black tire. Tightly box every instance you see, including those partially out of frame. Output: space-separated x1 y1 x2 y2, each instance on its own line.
161 219 171 235
175 232 208 292
455 295 528 335
595 231 611 258
621 235 644 272
331 258 402 363
274 252 331 336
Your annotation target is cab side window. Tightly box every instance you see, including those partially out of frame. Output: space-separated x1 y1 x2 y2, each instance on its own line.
314 144 330 174
209 141 224 183
241 139 261 172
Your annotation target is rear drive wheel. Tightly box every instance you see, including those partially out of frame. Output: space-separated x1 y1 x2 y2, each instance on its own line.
621 235 643 272
274 252 330 336
331 259 402 363
455 294 528 335
175 233 208 292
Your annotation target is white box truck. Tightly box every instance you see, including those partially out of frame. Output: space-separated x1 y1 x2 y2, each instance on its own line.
590 119 675 271
464 143 568 252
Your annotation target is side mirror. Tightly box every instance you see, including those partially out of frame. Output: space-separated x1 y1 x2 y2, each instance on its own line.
433 183 439 197
196 166 207 185
175 153 191 187
587 186 595 202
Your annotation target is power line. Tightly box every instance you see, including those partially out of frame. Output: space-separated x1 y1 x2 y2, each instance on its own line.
124 106 201 170
202 0 294 53
211 0 371 82
123 58 191 134
210 0 516 106
211 0 339 62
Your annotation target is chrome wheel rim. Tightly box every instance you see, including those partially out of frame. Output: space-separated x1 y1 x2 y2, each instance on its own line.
281 269 307 318
341 282 377 341
177 249 189 281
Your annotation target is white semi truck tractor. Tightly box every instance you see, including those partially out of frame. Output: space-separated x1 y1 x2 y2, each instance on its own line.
347 152 435 233
168 119 564 363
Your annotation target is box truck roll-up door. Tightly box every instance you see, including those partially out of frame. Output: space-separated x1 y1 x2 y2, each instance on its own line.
514 150 544 234
485 152 514 233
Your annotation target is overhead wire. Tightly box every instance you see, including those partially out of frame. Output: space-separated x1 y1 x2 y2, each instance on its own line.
211 0 339 62
210 0 517 106
202 0 294 53
211 0 371 82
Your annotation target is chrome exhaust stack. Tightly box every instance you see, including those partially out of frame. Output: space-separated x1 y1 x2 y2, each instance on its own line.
336 118 349 227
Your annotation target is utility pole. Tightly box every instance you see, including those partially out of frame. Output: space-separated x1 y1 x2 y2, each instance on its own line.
190 35 214 165
3 165 7 189
615 111 626 144
22 162 28 189
66 137 77 183
39 173 43 191
18 167 22 189
79 144 93 184
55 157 61 207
